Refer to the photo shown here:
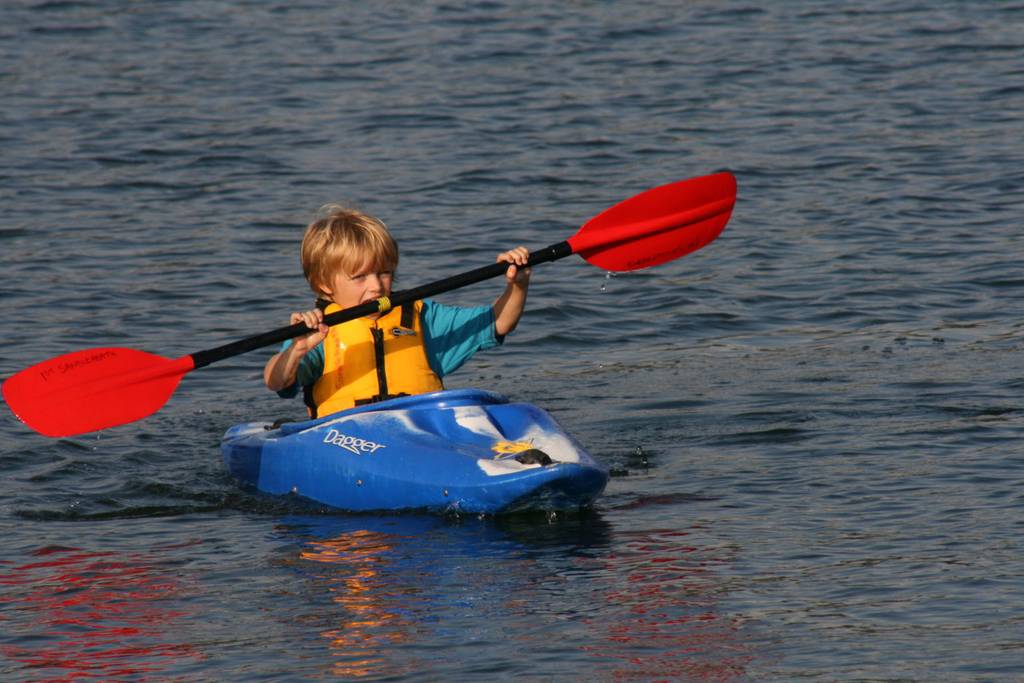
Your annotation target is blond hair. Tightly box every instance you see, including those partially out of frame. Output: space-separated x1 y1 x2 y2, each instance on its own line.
301 204 399 296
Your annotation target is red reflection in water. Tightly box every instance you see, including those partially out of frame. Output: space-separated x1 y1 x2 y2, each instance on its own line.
0 544 201 682
582 528 753 682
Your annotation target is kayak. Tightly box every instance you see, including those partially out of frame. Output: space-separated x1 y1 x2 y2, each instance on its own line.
220 389 608 514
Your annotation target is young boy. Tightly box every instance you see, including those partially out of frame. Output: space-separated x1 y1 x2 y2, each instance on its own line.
264 204 530 418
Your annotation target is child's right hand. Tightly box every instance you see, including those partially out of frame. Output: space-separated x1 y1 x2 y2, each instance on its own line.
290 308 329 354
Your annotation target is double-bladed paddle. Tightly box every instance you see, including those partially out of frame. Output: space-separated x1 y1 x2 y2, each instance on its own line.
3 171 737 437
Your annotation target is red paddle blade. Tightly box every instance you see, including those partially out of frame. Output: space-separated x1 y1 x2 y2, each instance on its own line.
2 348 194 437
568 171 737 271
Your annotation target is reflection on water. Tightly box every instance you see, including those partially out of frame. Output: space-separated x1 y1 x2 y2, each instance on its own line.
297 528 418 679
273 514 755 681
272 516 448 680
582 526 753 681
0 544 200 682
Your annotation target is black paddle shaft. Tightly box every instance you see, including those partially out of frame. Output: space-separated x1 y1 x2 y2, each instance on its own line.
190 240 573 370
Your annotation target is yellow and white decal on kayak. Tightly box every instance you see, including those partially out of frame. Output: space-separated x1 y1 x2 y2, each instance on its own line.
491 440 534 456
477 425 583 476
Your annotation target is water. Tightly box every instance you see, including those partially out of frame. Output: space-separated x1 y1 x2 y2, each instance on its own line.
2 1 1023 680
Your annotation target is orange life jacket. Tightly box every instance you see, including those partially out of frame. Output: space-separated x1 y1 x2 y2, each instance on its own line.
309 300 444 417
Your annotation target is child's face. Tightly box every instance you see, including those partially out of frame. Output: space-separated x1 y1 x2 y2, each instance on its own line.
322 262 394 311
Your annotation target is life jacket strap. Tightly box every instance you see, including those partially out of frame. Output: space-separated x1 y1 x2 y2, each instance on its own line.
354 392 411 406
400 302 415 329
303 383 318 418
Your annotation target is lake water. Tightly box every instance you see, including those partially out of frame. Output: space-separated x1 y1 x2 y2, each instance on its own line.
2 1 1023 680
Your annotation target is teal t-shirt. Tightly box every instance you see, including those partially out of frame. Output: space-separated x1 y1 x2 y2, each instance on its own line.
276 299 500 398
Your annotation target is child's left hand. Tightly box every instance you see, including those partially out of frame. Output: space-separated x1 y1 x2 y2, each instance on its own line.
497 247 531 286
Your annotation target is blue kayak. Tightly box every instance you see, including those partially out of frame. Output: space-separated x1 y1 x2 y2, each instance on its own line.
221 389 608 514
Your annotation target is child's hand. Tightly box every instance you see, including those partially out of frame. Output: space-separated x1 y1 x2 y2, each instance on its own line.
289 308 328 353
497 246 531 286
